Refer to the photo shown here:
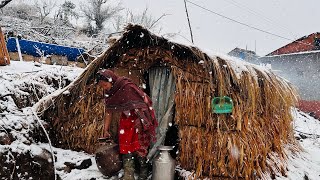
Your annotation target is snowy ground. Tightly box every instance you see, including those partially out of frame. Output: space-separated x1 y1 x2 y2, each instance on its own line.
283 111 320 180
0 61 320 180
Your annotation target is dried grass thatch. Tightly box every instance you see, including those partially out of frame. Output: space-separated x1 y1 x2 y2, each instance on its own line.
35 24 299 179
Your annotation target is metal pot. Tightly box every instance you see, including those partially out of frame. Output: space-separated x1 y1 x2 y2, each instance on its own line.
95 138 122 177
152 146 175 180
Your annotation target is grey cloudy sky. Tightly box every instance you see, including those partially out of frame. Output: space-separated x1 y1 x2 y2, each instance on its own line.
20 0 320 56
120 0 320 56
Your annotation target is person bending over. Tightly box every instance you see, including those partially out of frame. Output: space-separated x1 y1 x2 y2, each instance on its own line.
96 69 158 180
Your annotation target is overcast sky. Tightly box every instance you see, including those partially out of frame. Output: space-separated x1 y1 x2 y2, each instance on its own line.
16 0 320 56
119 0 320 56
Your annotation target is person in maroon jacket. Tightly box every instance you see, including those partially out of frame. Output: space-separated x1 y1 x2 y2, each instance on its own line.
96 69 158 180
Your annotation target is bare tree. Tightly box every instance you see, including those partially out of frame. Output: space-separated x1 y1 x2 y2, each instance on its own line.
113 7 168 33
0 0 13 9
1 2 37 20
33 0 56 24
54 1 78 26
80 0 123 32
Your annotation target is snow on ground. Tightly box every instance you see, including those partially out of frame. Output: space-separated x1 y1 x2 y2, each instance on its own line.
38 144 113 180
279 110 320 180
0 60 82 79
0 61 320 179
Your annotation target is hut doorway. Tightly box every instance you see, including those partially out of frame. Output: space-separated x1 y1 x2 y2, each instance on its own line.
146 67 178 159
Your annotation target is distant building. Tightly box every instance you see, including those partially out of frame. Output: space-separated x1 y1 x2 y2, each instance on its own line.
260 33 320 119
228 47 259 63
268 32 320 56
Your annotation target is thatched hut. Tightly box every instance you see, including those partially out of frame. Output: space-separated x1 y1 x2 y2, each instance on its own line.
35 25 299 179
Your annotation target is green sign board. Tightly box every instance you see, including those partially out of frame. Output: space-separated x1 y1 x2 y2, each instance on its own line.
211 96 233 114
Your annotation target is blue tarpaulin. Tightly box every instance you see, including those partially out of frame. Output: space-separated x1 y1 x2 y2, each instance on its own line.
6 38 85 61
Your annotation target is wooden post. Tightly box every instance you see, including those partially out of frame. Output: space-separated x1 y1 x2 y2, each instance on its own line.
0 27 10 65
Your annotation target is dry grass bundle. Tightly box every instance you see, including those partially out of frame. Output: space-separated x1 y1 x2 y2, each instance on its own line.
36 50 109 153
35 25 299 179
174 56 299 179
179 126 275 179
51 84 105 153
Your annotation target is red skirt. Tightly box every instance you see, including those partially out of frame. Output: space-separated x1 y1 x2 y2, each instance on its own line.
118 109 155 157
118 111 140 154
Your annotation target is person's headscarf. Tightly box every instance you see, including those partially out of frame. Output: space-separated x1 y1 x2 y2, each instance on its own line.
97 69 151 111
96 69 118 85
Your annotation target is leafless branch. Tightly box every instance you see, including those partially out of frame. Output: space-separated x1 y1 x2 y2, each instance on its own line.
0 0 13 9
80 0 123 32
116 7 167 32
31 108 56 180
149 13 170 29
33 0 56 24
10 159 16 179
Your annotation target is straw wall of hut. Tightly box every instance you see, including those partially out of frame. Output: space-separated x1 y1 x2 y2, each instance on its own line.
35 25 299 179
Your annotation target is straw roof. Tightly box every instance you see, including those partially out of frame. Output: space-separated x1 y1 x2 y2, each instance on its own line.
35 24 299 179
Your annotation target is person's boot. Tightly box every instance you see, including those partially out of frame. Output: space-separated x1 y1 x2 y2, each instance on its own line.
122 154 135 180
137 156 148 180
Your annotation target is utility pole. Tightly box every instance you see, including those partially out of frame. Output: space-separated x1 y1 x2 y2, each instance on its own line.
183 0 194 44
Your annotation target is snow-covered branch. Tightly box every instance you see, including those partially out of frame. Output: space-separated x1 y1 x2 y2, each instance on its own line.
0 0 13 9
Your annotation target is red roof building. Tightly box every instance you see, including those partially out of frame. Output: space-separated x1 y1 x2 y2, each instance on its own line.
268 32 320 56
261 32 320 119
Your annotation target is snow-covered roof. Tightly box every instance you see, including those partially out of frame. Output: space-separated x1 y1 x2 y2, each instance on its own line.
263 49 320 58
